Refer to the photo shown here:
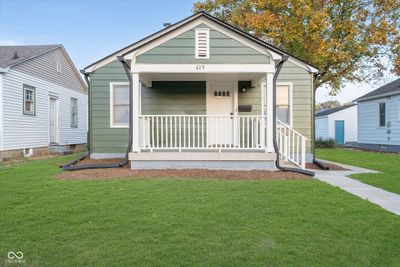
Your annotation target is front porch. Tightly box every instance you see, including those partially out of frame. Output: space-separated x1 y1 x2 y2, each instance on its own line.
127 72 307 170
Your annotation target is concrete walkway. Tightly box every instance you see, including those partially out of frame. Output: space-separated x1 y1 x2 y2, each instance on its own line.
312 159 400 215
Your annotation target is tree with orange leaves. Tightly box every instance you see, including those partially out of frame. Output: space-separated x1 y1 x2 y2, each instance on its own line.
194 0 400 94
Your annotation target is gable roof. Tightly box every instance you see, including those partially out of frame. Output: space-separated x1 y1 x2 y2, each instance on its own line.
84 11 319 73
315 104 356 117
0 45 87 91
355 78 400 102
0 45 61 69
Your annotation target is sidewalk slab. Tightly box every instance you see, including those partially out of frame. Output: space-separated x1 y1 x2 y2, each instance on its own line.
312 161 400 215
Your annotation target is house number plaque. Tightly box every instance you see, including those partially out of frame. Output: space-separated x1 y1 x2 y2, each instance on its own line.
195 65 205 71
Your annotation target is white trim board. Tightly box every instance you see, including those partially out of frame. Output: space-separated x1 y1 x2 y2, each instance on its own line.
129 152 276 161
276 82 294 127
109 82 130 128
131 64 275 74
84 13 318 74
131 17 278 61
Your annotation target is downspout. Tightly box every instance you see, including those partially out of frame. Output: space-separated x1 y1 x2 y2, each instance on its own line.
117 56 134 166
312 73 329 170
272 55 315 176
80 70 91 154
61 60 133 170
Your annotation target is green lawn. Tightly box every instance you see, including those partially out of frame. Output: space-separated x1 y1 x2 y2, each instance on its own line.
317 148 400 194
1 155 400 266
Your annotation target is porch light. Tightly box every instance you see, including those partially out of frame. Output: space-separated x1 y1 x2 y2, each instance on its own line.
241 85 254 92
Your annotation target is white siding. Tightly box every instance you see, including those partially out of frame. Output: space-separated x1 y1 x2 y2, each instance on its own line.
12 47 86 93
315 116 328 139
328 105 358 143
315 105 358 143
358 95 400 145
1 69 87 151
0 73 3 150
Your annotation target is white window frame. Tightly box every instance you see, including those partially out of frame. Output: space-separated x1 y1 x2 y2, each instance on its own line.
276 82 293 126
70 97 78 128
398 98 400 121
23 84 36 116
378 102 386 128
195 28 210 59
110 82 129 128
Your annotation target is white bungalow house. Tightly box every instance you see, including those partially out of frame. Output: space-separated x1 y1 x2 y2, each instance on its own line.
355 78 400 152
83 12 319 170
0 45 87 161
315 104 358 145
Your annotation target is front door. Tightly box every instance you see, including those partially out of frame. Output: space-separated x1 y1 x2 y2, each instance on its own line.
335 120 344 145
49 97 58 144
207 83 235 147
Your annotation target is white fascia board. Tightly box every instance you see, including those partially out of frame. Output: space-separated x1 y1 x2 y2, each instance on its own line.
131 64 275 74
0 67 9 73
356 91 400 102
84 13 204 73
129 17 277 62
287 57 319 73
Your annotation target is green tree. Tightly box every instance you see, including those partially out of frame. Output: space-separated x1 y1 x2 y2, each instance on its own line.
194 0 400 94
316 100 342 111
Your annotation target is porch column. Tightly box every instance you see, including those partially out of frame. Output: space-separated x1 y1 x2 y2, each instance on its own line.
131 72 141 153
265 73 274 152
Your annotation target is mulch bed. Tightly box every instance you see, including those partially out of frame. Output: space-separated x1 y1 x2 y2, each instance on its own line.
57 158 309 180
306 162 348 171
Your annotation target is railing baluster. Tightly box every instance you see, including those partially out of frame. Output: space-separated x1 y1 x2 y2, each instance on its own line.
192 116 195 148
179 116 182 150
202 116 204 148
170 116 173 148
151 117 154 150
183 116 186 148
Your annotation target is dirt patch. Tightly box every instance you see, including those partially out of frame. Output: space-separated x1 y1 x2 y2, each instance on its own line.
306 162 348 171
57 158 309 180
75 158 124 165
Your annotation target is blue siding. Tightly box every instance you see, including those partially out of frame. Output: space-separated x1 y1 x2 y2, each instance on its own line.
358 94 400 146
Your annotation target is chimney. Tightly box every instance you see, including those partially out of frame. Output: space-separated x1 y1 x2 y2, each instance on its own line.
12 51 19 60
163 22 171 28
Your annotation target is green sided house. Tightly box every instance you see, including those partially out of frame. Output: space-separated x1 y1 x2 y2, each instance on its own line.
83 12 318 170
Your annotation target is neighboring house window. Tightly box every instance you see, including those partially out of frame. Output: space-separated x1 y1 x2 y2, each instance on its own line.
23 84 35 115
379 102 386 127
70 98 78 128
398 99 400 120
276 84 291 124
195 28 209 59
110 83 129 127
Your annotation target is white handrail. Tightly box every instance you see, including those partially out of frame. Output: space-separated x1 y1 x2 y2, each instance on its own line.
276 119 307 169
139 115 267 151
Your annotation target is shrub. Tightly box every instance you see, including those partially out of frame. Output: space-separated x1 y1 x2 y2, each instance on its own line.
315 137 335 149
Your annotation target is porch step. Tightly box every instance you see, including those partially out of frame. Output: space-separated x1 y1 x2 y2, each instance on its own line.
129 152 276 161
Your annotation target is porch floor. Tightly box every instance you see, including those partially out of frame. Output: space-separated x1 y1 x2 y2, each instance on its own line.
129 151 277 171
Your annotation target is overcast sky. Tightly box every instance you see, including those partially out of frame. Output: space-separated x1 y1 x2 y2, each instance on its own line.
1 0 397 104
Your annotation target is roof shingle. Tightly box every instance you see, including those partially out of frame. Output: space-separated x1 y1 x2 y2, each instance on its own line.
0 45 61 68
315 104 356 117
355 78 400 102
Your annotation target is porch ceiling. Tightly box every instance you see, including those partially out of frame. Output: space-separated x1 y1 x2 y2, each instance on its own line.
140 73 265 84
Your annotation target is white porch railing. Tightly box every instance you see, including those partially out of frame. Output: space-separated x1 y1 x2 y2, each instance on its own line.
276 119 307 169
137 115 308 169
139 115 267 151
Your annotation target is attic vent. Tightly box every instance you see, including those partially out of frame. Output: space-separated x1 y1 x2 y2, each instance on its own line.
195 28 209 59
